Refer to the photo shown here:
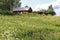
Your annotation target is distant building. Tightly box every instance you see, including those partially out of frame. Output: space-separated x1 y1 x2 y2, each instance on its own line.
13 7 32 13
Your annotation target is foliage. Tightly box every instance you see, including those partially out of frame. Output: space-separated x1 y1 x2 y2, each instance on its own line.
0 10 15 15
0 13 60 40
0 0 21 10
48 5 54 10
0 0 21 15
0 2 3 9
47 9 56 15
37 10 48 15
37 5 56 15
47 5 56 15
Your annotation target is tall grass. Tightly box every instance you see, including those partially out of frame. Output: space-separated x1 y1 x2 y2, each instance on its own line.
0 13 60 40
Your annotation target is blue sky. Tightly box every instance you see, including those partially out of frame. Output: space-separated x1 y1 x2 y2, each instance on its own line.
21 0 60 16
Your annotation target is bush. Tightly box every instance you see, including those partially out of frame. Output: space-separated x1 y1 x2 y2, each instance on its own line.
47 10 56 15
47 5 56 15
0 10 14 15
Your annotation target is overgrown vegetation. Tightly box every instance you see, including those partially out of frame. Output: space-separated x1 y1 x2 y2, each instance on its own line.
38 5 56 15
47 5 56 15
0 13 60 40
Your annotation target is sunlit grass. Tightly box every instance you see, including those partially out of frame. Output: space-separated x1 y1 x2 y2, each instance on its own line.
0 13 60 40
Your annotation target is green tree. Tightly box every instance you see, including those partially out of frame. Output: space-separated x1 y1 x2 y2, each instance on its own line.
18 2 21 7
0 0 21 10
47 5 56 15
48 5 53 10
0 2 3 10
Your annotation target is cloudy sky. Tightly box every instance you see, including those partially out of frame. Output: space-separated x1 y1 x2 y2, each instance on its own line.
21 0 60 16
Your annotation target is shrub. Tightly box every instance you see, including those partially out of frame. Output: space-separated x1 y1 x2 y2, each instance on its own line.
0 10 14 15
47 10 56 15
47 5 56 15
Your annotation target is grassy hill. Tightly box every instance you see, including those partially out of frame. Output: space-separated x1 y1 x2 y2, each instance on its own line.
0 13 60 40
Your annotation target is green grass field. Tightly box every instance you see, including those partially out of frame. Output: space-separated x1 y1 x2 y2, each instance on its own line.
0 13 60 40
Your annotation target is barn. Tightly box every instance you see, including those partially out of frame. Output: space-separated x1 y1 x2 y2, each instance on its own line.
13 7 32 13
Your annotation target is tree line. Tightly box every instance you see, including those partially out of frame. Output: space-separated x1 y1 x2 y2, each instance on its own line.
0 0 56 15
35 5 56 15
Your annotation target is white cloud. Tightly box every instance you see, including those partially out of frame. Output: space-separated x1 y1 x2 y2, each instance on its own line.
34 4 50 11
55 10 60 16
33 2 52 11
53 0 60 16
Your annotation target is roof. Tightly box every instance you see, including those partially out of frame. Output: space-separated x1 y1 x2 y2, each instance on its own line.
13 7 31 11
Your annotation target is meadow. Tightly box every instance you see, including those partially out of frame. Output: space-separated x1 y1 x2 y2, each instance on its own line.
0 13 60 40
